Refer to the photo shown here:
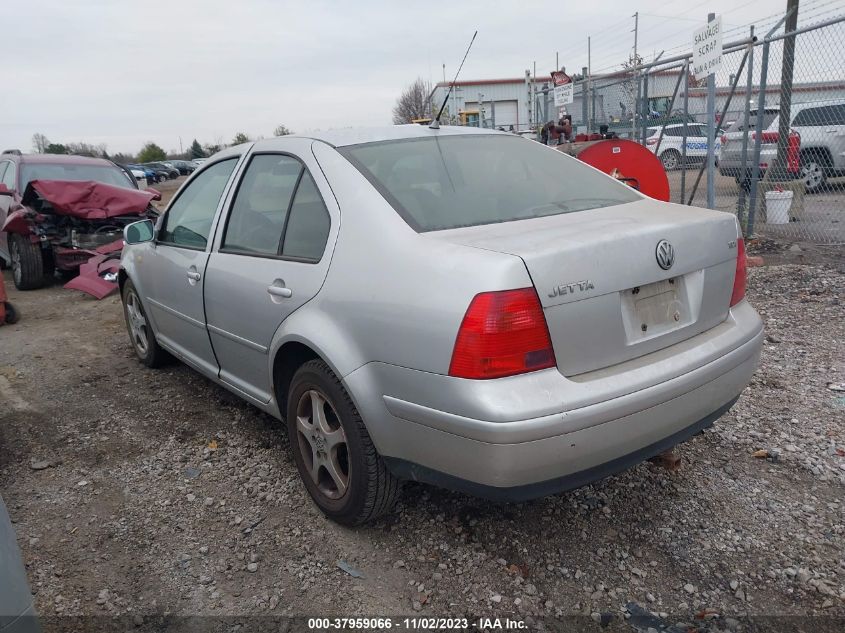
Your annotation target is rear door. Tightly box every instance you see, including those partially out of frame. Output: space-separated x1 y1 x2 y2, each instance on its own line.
792 104 845 171
204 140 338 404
142 156 241 375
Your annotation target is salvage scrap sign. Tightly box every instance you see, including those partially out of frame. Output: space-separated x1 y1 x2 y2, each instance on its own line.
551 70 574 106
692 16 723 79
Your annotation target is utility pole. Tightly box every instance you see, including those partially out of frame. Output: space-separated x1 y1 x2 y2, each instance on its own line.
631 11 639 140
706 12 716 209
774 0 800 179
587 36 592 132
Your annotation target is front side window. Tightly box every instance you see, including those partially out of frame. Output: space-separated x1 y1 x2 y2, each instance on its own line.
222 155 302 255
339 134 640 232
159 158 238 249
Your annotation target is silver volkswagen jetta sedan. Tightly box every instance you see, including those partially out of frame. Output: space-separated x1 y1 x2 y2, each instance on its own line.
119 125 763 525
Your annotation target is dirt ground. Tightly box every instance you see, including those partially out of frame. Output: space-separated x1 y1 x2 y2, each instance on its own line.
0 244 843 630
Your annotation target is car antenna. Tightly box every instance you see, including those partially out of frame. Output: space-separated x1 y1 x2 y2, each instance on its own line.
430 30 477 130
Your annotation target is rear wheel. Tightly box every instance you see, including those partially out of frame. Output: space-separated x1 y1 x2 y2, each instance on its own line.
9 234 45 290
286 359 400 525
660 149 681 171
800 152 828 193
122 279 169 367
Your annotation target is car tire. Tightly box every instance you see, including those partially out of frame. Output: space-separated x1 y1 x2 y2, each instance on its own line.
800 152 828 194
286 359 400 525
122 279 169 368
9 234 45 291
660 150 681 171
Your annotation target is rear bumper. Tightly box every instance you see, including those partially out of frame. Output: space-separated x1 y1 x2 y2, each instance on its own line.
345 301 763 495
384 397 738 502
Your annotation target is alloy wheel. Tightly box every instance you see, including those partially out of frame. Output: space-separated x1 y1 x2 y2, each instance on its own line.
801 162 823 191
295 389 349 500
661 152 679 170
125 290 149 356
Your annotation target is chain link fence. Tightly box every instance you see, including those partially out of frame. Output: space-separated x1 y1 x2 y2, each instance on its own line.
562 11 845 244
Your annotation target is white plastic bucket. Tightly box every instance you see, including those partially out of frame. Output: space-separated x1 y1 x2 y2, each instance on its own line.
765 190 793 225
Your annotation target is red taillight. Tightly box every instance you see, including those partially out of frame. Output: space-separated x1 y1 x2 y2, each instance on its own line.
449 288 556 379
730 238 747 307
721 134 727 145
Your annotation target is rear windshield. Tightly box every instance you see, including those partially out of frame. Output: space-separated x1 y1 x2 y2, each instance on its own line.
727 110 778 133
21 163 134 190
338 134 640 232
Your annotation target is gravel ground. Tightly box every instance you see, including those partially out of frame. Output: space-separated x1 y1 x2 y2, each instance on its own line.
1 253 843 630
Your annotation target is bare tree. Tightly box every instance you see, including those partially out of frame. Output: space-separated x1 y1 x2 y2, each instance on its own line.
273 124 293 136
620 53 644 122
392 78 433 124
32 133 50 153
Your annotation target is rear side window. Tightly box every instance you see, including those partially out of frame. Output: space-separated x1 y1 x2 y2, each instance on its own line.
792 104 845 127
159 158 238 249
2 162 16 189
222 155 302 255
727 110 778 132
339 135 640 232
282 172 331 260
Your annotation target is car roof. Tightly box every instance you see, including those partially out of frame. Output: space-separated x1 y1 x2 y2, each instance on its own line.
249 124 504 150
10 153 116 167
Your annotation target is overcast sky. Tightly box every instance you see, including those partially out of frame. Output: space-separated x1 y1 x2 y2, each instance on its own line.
2 0 837 154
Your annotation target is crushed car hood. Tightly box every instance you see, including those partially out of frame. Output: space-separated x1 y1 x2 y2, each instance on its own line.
21 179 156 219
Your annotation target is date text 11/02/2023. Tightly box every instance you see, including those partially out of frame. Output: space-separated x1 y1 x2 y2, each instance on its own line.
307 617 527 630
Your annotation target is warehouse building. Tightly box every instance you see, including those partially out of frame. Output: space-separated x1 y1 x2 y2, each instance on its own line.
431 73 845 133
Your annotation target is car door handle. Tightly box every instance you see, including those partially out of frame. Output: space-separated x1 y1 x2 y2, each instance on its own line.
267 285 292 299
186 271 201 282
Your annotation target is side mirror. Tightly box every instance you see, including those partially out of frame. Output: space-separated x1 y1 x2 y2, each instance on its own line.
0 183 12 196
146 187 162 201
124 219 155 245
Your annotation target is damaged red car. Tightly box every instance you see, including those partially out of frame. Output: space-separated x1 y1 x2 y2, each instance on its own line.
0 153 159 296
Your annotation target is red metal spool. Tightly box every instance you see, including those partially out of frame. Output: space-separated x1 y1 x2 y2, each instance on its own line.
574 139 671 202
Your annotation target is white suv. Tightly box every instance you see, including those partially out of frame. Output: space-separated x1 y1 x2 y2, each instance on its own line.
720 100 845 192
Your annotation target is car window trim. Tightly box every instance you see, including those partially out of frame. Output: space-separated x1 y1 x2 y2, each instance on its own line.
217 150 327 264
156 156 240 251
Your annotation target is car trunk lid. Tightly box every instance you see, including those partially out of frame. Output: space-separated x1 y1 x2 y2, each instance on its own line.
429 198 740 376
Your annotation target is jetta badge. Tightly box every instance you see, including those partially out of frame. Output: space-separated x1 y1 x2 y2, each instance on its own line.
655 240 675 270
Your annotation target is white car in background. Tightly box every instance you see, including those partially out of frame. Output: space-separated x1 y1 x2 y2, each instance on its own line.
129 168 148 188
646 123 722 170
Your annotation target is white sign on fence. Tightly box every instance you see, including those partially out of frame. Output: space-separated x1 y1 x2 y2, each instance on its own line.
551 70 574 106
692 15 723 79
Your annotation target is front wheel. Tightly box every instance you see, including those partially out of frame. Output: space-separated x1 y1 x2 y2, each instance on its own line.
660 150 681 171
9 234 45 290
286 359 400 525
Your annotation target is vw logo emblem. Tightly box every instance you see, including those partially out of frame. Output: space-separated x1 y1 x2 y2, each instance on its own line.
655 240 675 270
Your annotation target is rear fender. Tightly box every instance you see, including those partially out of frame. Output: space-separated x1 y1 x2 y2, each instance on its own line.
267 305 366 386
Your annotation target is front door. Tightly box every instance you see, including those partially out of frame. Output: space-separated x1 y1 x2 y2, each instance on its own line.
204 144 336 403
143 157 240 376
